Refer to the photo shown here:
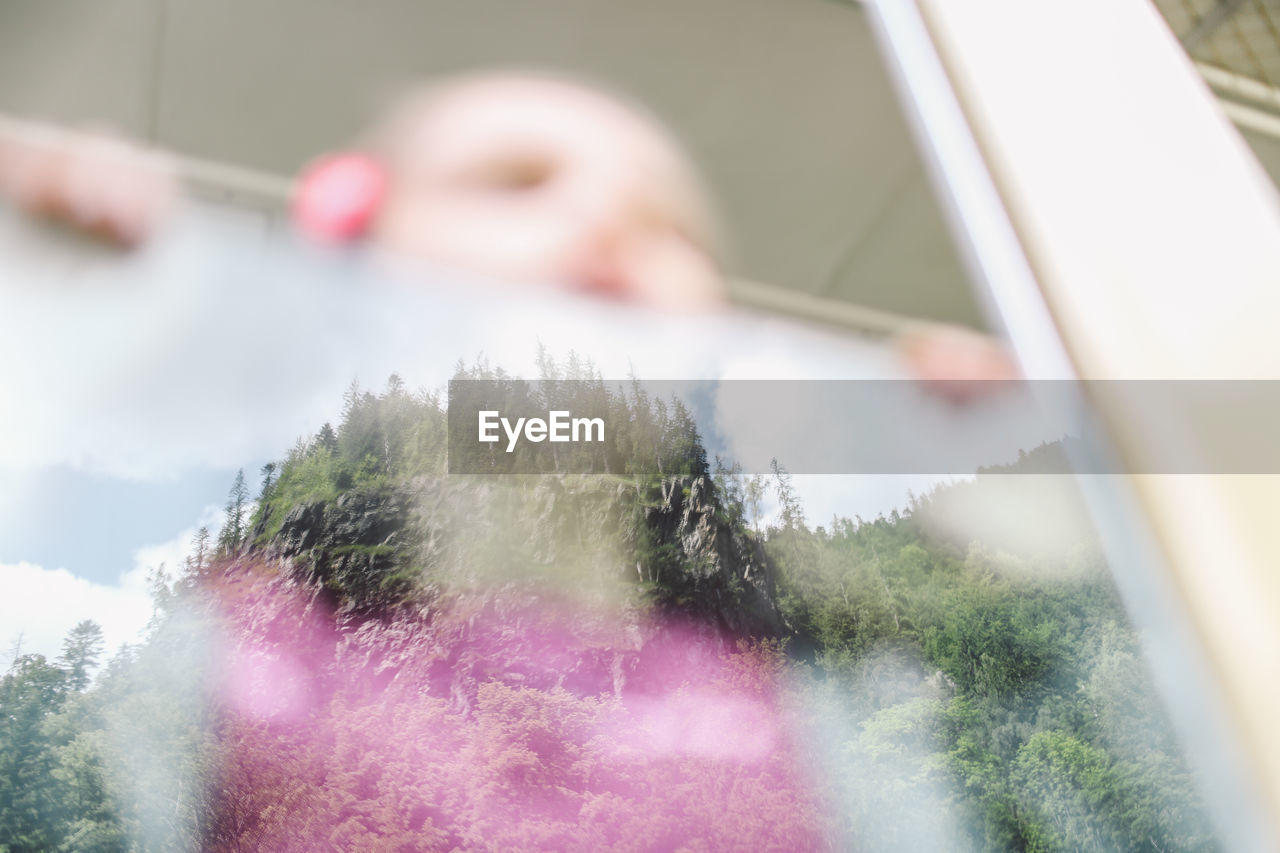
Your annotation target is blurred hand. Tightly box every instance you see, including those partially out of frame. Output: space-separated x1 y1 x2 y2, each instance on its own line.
898 324 1020 402
0 120 177 248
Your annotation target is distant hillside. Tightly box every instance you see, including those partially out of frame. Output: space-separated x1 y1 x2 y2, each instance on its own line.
0 365 1222 852
240 367 786 637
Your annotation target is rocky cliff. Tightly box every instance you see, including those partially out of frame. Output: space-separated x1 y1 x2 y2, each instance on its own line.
253 473 785 639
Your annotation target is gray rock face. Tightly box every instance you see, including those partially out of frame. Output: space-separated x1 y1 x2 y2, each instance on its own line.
639 475 785 638
223 473 789 718
257 487 416 612
255 474 785 635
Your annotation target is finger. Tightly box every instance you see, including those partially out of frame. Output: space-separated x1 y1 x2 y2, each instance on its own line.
7 136 75 216
61 135 176 246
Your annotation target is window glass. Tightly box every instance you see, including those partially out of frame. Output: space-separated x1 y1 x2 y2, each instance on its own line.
0 2 1246 850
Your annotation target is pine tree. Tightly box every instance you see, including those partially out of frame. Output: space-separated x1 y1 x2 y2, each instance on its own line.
770 458 804 531
315 422 339 454
217 469 250 554
147 562 173 623
57 620 104 691
185 526 211 578
535 342 560 381
712 456 746 525
259 462 277 502
744 475 767 535
0 654 70 850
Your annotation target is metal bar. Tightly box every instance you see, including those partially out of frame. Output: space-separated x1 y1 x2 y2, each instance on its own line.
0 113 294 207
726 277 916 336
0 112 931 332
178 156 291 207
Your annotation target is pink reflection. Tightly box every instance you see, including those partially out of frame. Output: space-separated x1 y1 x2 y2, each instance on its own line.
203 564 828 851
221 648 317 723
617 688 777 763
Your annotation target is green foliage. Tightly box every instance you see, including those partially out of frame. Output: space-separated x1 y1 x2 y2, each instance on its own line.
249 376 449 545
216 469 250 555
7 366 1223 851
758 475 1219 852
58 621 104 693
244 367 740 616
0 655 71 852
921 582 1064 698
0 604 223 852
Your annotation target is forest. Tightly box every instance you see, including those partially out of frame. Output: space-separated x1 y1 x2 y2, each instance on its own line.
0 357 1221 851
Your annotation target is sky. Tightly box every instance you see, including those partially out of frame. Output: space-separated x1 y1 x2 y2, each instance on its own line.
0 208 991 663
0 502 226 665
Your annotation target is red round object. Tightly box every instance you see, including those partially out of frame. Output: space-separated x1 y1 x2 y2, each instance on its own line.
292 153 386 242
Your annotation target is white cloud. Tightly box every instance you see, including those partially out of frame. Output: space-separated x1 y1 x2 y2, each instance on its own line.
0 503 224 667
789 474 960 527
130 503 226 581
0 561 152 666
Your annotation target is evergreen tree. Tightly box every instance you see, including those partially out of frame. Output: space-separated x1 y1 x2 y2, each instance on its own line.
6 631 23 668
217 469 250 554
6 362 1209 852
744 474 767 535
258 462 277 502
770 458 804 530
535 342 560 381
315 422 339 454
0 655 69 851
57 621 104 692
184 527 211 579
